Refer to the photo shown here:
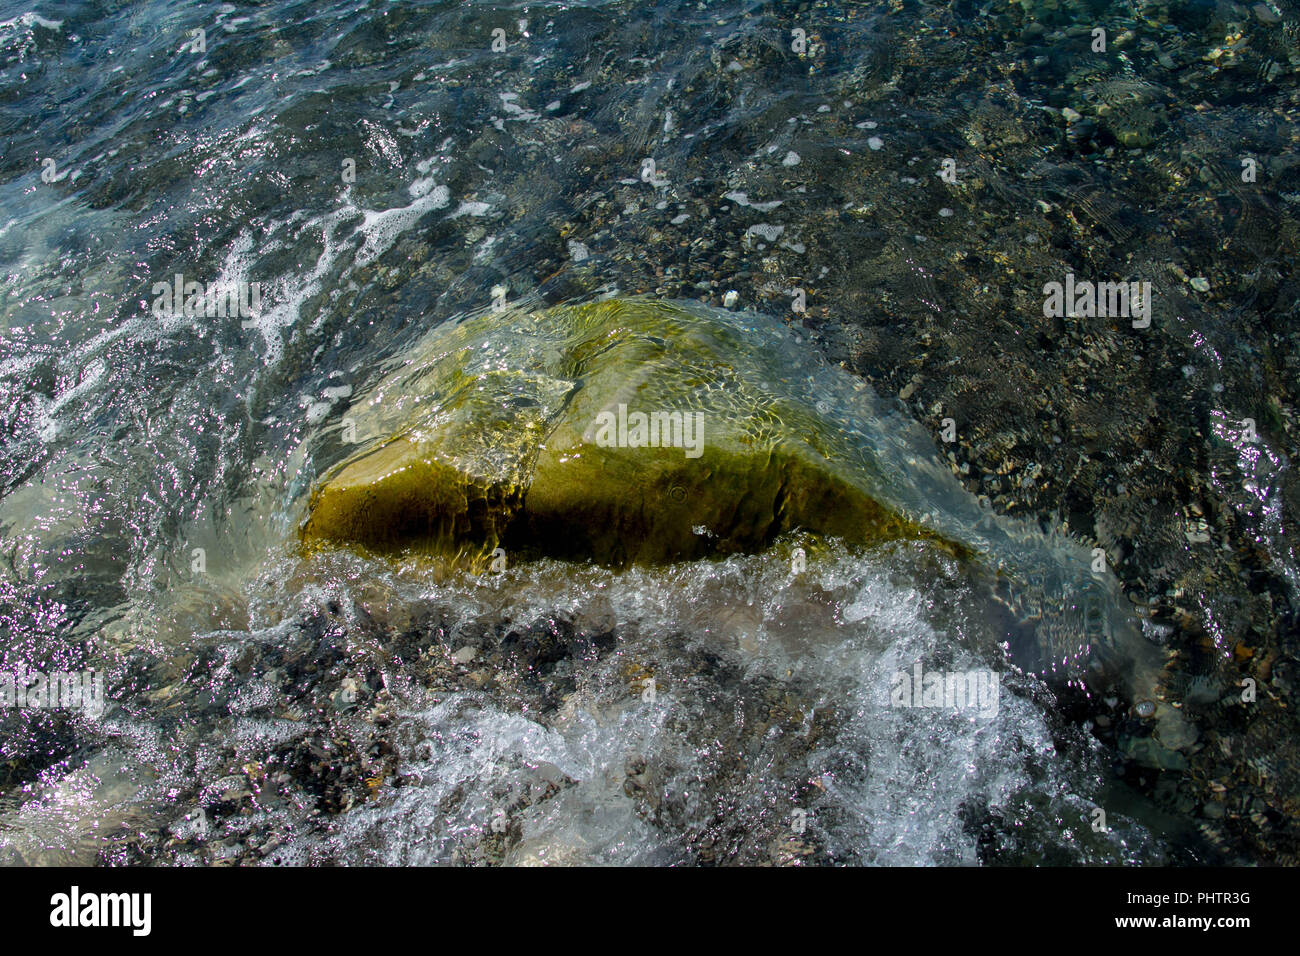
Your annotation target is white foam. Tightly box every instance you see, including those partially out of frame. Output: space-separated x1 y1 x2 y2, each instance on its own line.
724 190 783 212
226 169 453 360
448 200 491 219
0 12 63 31
745 223 784 242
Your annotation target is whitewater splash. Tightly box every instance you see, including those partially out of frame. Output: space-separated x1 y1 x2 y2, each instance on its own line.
164 539 1166 866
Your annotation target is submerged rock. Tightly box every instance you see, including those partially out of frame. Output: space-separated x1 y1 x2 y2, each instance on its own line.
301 296 1170 706
303 297 950 564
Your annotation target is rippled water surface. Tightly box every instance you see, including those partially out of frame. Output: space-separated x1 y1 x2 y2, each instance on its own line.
2 0 1298 865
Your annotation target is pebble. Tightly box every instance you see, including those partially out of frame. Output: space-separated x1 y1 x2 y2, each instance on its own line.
1254 3 1282 24
723 290 739 308
1189 276 1211 292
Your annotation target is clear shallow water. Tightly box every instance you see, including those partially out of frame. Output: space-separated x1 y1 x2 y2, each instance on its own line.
1 0 1295 864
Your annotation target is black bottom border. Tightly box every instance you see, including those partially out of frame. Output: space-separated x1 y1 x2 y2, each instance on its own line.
2 865 1291 942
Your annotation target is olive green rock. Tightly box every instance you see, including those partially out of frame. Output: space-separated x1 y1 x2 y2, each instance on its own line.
302 297 949 565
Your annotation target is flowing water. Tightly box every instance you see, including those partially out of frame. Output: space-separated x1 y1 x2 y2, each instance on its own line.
2 0 1297 865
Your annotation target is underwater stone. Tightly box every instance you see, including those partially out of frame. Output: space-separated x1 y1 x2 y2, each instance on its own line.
303 297 947 565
